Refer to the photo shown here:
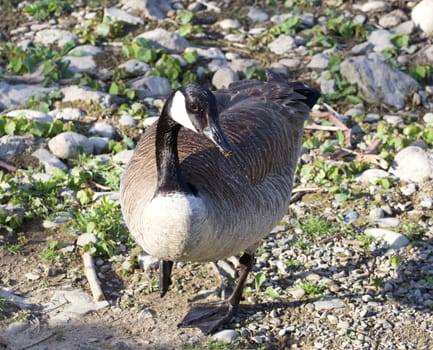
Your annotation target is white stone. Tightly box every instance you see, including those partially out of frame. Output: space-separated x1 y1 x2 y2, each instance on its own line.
248 7 269 22
32 148 68 173
34 29 78 47
289 288 306 299
131 75 172 99
368 29 393 52
268 34 296 55
356 169 389 184
218 19 241 30
48 132 93 159
423 112 433 124
138 253 159 270
212 67 238 89
364 228 409 250
412 0 433 35
49 107 86 121
314 298 345 310
121 0 171 20
391 146 433 182
186 47 225 60
0 82 55 110
0 135 38 160
6 109 53 123
25 272 40 281
212 329 239 343
77 233 98 247
383 115 403 125
357 1 390 13
104 7 144 25
90 122 116 139
307 53 330 69
118 59 150 74
61 85 114 108
119 115 137 127
137 28 189 53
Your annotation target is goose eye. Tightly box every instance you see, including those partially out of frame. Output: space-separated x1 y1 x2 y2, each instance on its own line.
188 103 199 112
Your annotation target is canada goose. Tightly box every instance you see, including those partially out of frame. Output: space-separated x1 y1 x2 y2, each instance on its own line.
120 73 320 333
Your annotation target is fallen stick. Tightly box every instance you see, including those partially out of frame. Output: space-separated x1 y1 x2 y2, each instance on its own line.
0 160 17 172
17 332 57 350
82 252 105 302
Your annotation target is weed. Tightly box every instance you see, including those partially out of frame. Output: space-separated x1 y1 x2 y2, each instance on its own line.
298 216 336 237
39 240 64 262
0 297 7 312
5 244 22 255
389 255 403 269
254 272 266 292
296 281 325 297
13 310 31 323
356 235 375 250
23 0 73 20
285 259 304 271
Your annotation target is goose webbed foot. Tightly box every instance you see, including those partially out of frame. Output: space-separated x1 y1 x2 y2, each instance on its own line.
179 300 234 334
179 252 254 334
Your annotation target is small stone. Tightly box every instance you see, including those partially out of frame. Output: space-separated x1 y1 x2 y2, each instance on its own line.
320 79 336 94
356 169 389 184
391 146 433 182
34 28 78 47
212 67 238 89
358 1 390 13
383 115 403 125
314 298 345 310
32 148 68 173
89 136 109 154
120 0 171 20
420 198 433 208
104 7 144 25
279 58 302 68
218 19 241 30
423 112 433 124
401 183 417 196
289 288 306 299
77 233 98 247
119 115 137 127
25 272 40 281
50 108 86 121
6 109 53 123
212 329 239 343
5 321 29 334
137 28 189 53
61 85 114 108
90 122 116 139
131 75 172 99
139 307 155 319
374 217 400 227
364 228 410 250
412 0 433 35
248 7 269 22
48 132 93 159
118 59 150 74
307 53 330 70
268 34 296 55
364 113 381 123
344 211 360 224
392 20 415 35
368 29 393 52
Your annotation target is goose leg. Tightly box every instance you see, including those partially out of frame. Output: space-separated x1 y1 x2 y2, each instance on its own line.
160 260 174 298
179 252 254 334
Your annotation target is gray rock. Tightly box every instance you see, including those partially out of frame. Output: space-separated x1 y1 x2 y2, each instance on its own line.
364 228 409 250
392 20 415 35
379 10 407 29
34 29 78 47
63 45 103 74
6 109 53 123
212 67 238 89
357 1 390 13
218 19 241 30
248 7 269 22
137 29 189 53
90 122 116 139
5 321 29 335
49 107 86 121
368 29 393 52
212 329 239 343
375 217 400 227
208 59 229 72
113 149 134 164
289 288 306 299
320 79 336 94
186 47 225 60
61 85 114 108
0 82 55 110
369 208 385 220
364 113 381 123
301 13 315 27
390 146 433 182
104 7 144 25
0 204 25 222
48 132 93 159
118 59 150 74
314 298 345 310
0 135 38 160
138 253 159 270
32 148 68 173
340 55 419 109
268 34 296 55
423 112 433 124
89 136 109 154
355 169 389 184
353 14 367 24
44 289 109 318
401 183 417 196
307 53 330 70
119 115 137 127
351 42 374 55
25 272 40 281
130 75 172 98
383 115 403 125
229 58 262 73
412 0 433 35
121 0 171 20
77 233 98 247
279 58 302 68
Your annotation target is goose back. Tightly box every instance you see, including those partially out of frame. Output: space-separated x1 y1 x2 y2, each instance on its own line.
120 79 317 262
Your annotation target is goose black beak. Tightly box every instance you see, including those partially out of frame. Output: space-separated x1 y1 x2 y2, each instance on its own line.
203 121 233 158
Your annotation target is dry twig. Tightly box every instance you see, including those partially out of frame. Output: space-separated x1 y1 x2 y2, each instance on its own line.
82 252 105 302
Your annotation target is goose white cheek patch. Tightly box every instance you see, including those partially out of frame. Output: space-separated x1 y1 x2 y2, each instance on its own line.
170 91 198 132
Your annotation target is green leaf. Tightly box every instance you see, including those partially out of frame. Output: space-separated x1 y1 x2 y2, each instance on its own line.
4 120 17 135
264 287 280 299
179 24 193 37
177 10 194 24
96 23 110 37
183 50 197 64
109 82 120 95
254 272 266 292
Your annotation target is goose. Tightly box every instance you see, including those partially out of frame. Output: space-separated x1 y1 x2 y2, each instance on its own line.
120 73 320 334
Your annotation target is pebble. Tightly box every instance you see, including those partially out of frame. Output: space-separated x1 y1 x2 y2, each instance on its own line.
77 233 98 247
119 115 137 127
368 29 393 52
6 109 53 123
248 7 269 22
212 329 239 343
412 0 433 35
89 136 109 154
314 298 345 311
400 183 417 196
89 122 116 139
104 7 144 25
131 75 172 99
307 53 330 70
0 135 39 160
423 112 433 124
268 34 296 55
25 272 41 281
118 59 150 74
364 228 410 250
212 67 238 89
383 115 403 125
32 148 68 173
120 0 171 20
374 217 400 227
218 19 241 30
137 28 189 53
50 108 86 121
0 82 55 110
61 85 114 108
356 169 389 184
391 146 433 182
48 131 93 159
138 253 159 271
34 28 78 47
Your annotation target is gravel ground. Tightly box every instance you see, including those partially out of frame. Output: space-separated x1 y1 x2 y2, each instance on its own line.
1 0 433 349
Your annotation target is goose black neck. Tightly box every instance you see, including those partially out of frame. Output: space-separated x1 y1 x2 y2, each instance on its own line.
155 99 190 195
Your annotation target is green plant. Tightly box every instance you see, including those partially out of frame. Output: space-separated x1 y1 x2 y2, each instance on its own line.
254 272 266 292
95 15 124 38
176 10 202 37
122 38 161 64
356 235 375 250
299 216 337 237
0 115 69 138
389 254 403 269
23 0 72 20
27 90 64 112
40 240 64 262
13 310 31 323
285 259 304 271
326 15 367 41
4 244 22 255
0 297 7 312
408 64 433 82
296 281 325 297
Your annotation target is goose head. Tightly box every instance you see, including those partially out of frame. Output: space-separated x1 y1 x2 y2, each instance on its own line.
167 84 233 157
